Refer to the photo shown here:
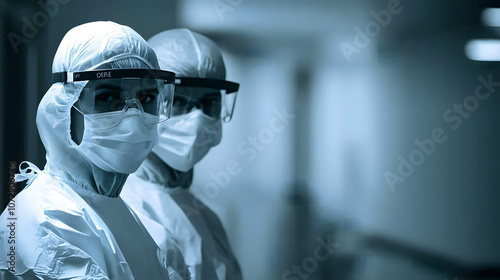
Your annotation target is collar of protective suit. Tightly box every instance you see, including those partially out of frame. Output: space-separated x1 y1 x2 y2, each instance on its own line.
0 172 173 279
121 174 243 280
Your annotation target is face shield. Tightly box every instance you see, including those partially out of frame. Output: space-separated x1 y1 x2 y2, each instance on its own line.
52 69 175 127
173 77 239 122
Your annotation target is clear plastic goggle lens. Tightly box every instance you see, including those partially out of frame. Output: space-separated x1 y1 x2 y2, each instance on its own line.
221 89 237 122
75 78 174 125
172 88 237 122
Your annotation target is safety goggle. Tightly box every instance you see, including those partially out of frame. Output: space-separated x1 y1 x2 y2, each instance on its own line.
53 69 175 126
174 77 239 122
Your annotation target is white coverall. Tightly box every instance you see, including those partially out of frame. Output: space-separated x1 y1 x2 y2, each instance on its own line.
121 28 242 280
0 21 188 280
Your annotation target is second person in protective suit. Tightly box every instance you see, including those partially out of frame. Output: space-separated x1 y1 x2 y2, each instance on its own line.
121 28 242 280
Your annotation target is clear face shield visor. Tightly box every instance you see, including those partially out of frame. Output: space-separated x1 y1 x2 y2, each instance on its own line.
52 69 175 127
173 77 239 122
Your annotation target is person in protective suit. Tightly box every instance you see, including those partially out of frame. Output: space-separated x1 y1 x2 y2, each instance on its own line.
121 28 242 280
0 21 188 279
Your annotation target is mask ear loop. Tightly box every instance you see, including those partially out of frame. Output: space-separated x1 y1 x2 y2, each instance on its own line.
72 104 85 116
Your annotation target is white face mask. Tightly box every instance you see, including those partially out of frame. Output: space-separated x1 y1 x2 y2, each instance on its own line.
153 109 222 172
78 109 158 174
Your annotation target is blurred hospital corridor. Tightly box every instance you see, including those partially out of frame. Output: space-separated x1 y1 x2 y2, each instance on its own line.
1 0 500 279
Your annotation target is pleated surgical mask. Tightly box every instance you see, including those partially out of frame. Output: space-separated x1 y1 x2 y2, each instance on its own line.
78 109 158 175
152 109 222 172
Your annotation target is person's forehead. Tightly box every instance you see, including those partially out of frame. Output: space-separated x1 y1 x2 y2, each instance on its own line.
175 86 220 98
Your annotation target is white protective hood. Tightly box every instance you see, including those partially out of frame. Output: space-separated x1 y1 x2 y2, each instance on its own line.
148 28 226 79
136 28 226 186
39 21 160 197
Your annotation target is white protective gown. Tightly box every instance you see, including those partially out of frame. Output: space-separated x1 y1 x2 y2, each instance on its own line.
0 22 188 280
121 28 242 280
122 173 242 280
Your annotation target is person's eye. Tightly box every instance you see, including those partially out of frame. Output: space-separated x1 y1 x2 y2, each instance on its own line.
137 91 158 104
95 92 119 103
173 96 188 107
201 96 219 106
202 92 220 101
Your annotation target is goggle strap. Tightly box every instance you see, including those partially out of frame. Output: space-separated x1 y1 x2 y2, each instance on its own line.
52 69 175 83
175 77 239 93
